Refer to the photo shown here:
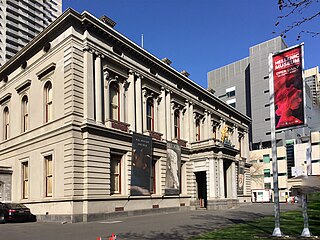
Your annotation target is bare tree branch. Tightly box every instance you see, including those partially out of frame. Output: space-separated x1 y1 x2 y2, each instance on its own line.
275 0 320 39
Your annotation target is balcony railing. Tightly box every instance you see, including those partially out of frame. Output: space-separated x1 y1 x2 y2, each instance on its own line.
172 138 188 147
106 119 130 132
145 130 163 141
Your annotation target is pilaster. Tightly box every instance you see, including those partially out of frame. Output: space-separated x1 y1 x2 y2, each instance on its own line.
135 73 143 133
94 52 103 124
159 88 166 138
189 102 194 143
127 70 135 132
165 89 172 141
83 47 94 122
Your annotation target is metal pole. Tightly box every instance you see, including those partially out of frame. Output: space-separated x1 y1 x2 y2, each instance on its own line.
301 193 311 237
269 53 282 237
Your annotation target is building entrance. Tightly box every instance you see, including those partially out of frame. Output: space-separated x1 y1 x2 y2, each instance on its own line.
195 171 207 208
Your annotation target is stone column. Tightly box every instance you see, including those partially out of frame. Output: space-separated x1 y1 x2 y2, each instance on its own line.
183 101 189 142
119 81 125 122
189 102 194 143
244 131 249 159
154 97 158 132
83 47 95 122
231 161 237 198
142 89 147 132
104 71 110 121
217 119 224 141
159 88 166 138
233 126 238 148
94 52 103 124
209 158 216 198
166 90 172 141
127 70 135 131
204 110 212 140
135 74 142 133
218 154 225 198
171 103 175 139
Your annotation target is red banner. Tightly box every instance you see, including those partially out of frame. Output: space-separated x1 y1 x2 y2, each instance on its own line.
273 45 304 130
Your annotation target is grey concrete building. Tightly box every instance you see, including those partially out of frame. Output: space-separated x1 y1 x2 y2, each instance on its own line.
0 0 62 66
208 37 289 149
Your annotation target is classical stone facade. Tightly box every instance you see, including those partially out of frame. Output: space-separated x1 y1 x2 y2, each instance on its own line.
0 9 251 222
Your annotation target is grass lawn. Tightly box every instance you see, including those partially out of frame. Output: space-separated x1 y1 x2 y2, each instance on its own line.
194 194 320 239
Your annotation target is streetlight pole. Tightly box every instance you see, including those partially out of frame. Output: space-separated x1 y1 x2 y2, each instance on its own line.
269 54 282 237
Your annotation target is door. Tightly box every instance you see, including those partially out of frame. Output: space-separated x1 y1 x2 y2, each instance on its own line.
195 171 207 208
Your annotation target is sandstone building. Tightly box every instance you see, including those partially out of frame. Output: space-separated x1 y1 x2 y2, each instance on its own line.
0 9 251 222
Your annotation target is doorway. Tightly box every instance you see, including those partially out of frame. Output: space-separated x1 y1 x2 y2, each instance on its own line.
223 160 232 198
0 182 3 202
195 171 207 208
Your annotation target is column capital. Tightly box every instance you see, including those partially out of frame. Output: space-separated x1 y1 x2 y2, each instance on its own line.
135 73 144 79
94 51 105 58
83 46 94 53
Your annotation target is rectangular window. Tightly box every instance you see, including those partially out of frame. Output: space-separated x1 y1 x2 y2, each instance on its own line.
45 82 53 123
22 162 29 199
229 102 236 108
110 84 120 121
45 155 53 197
226 98 236 108
226 86 236 98
22 96 28 132
174 111 180 139
264 183 271 189
226 90 235 98
4 107 9 140
263 154 270 163
264 169 271 178
195 119 200 141
110 154 121 194
146 100 154 131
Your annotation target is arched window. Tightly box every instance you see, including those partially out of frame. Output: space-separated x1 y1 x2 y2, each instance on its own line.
174 110 180 139
44 81 53 123
3 107 9 140
195 119 201 141
22 95 28 132
146 98 154 131
110 83 120 121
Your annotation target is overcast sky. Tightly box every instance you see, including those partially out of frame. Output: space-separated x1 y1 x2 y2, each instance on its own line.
63 0 319 88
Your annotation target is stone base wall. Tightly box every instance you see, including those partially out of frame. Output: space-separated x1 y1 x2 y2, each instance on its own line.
238 195 252 205
36 206 190 223
207 198 240 210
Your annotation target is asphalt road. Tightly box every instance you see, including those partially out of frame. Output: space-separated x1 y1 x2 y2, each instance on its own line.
0 203 299 240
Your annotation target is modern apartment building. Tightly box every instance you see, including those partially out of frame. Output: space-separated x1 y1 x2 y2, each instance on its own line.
0 0 62 66
0 9 252 222
305 66 320 106
250 130 320 202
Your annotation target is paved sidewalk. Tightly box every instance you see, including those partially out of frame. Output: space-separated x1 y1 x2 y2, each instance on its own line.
0 203 299 240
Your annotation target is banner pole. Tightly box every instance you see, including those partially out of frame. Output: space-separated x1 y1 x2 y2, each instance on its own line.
269 53 282 237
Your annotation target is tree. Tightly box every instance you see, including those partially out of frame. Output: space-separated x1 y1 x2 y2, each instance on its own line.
275 0 320 40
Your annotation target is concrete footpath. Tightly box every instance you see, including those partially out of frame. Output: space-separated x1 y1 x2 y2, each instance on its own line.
0 203 299 240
